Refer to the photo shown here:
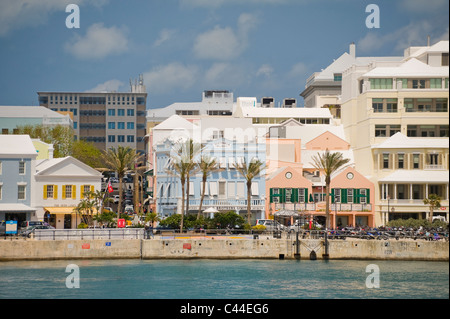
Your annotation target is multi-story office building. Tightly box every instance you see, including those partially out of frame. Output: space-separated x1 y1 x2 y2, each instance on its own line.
37 75 147 153
340 40 449 224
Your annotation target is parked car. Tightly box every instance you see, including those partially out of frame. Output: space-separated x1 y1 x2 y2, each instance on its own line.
112 195 120 204
20 225 54 238
255 219 287 231
289 220 323 232
20 220 44 231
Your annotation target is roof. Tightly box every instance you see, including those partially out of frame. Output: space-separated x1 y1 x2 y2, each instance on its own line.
0 204 36 212
152 114 197 130
372 133 449 149
0 135 37 157
239 106 332 118
0 105 68 118
35 156 102 176
363 58 449 78
379 170 449 183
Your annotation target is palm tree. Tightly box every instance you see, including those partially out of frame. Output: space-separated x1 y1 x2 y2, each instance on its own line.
310 150 350 230
234 157 265 226
423 194 441 223
197 156 219 219
167 153 189 232
102 146 141 217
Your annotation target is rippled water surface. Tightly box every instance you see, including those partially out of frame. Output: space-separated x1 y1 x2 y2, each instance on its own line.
0 259 448 299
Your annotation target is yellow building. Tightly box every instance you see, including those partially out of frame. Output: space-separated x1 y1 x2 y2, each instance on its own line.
341 40 449 225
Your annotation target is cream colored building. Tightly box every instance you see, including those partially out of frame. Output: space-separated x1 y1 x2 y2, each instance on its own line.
340 40 449 225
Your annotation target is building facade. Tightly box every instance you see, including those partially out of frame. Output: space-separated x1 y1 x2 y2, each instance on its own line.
340 40 449 224
0 135 38 224
37 76 147 153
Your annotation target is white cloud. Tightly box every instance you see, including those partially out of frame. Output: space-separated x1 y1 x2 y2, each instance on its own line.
0 0 108 36
153 29 176 47
357 20 448 54
202 62 248 88
180 0 299 8
64 23 129 60
288 62 308 78
256 64 274 77
85 79 125 93
143 62 199 94
193 12 258 60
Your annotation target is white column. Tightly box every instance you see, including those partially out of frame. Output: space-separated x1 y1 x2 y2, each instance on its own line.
425 183 428 199
410 184 413 200
394 184 397 200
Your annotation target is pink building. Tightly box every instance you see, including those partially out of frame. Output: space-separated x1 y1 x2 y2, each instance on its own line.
265 128 375 228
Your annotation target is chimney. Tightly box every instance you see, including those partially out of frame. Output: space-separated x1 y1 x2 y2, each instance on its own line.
349 42 356 58
427 35 431 46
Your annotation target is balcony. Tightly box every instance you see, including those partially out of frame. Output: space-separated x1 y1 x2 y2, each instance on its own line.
189 199 265 211
274 202 372 212
424 165 445 170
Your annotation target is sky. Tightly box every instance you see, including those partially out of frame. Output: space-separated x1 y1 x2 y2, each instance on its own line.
0 0 448 109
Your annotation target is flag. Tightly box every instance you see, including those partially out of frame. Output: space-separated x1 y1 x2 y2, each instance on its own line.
107 179 113 193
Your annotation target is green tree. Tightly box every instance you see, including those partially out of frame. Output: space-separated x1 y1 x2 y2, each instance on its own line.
15 124 74 157
72 140 104 168
423 194 442 223
310 150 350 229
145 212 161 227
102 146 141 216
197 155 219 219
233 158 265 226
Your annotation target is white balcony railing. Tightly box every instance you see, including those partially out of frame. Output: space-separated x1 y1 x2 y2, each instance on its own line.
424 165 445 170
189 199 265 210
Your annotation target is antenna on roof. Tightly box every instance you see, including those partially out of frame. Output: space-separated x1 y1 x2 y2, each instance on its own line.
427 35 430 46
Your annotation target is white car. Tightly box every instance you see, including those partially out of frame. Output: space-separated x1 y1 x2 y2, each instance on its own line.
112 195 120 204
255 219 286 231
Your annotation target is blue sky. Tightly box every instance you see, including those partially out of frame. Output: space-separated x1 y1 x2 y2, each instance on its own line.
0 0 448 109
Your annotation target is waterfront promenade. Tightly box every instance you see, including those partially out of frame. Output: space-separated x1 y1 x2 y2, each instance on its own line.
0 234 448 261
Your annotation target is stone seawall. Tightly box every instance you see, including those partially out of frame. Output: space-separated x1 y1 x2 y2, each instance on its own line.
0 238 448 261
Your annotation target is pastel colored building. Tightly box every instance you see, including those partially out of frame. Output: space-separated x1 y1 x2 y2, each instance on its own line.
265 120 375 228
0 135 38 224
155 136 266 223
34 156 102 229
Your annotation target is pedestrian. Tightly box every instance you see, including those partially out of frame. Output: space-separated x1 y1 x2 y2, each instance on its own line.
144 224 150 239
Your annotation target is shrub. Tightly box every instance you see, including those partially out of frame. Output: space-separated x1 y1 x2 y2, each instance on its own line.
252 225 266 233
77 223 88 229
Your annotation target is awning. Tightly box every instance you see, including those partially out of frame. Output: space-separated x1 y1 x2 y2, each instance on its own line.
44 207 100 215
274 210 299 217
44 207 77 214
0 204 36 212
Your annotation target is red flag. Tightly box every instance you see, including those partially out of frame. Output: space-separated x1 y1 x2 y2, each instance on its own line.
107 180 113 193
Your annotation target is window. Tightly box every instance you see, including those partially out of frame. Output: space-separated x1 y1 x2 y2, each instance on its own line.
117 122 125 129
108 135 115 143
18 185 26 200
82 185 92 198
334 189 341 203
127 109 134 116
19 161 25 175
285 188 293 203
0 185 2 200
429 153 439 165
212 130 224 140
334 73 342 82
127 135 134 143
442 53 449 66
375 125 386 137
108 122 115 129
298 188 305 203
118 109 125 116
127 122 134 130
397 153 404 169
372 99 383 112
64 185 72 199
175 110 200 116
108 109 115 116
360 189 367 204
370 78 393 89
430 78 442 89
46 185 54 199
383 153 390 169
347 189 354 204
118 135 125 143
218 181 226 198
413 154 420 169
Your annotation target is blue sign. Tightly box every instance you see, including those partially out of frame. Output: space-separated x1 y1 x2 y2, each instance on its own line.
6 221 18 234
105 242 111 247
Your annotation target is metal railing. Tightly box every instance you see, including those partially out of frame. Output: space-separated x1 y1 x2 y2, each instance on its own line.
34 228 145 240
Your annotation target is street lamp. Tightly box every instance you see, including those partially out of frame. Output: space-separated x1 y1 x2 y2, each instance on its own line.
387 195 390 226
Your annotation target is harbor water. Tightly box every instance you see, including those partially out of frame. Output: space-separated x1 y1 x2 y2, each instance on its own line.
0 259 448 299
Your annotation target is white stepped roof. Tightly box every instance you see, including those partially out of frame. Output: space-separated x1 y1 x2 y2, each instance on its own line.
363 58 449 78
373 133 449 149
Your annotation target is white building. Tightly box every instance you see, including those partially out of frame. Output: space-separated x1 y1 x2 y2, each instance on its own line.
34 156 102 229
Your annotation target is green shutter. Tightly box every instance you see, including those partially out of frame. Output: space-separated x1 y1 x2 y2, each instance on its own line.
292 188 298 203
366 189 370 204
270 188 273 203
355 189 360 204
331 189 335 203
304 188 308 203
341 189 347 204
280 188 285 203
